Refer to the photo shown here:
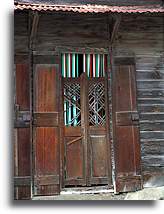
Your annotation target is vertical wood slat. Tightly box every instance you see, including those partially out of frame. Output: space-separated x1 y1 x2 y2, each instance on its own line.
80 72 90 185
104 71 112 185
60 72 65 189
14 63 31 200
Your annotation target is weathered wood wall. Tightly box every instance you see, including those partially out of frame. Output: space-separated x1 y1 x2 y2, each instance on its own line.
113 14 164 187
14 11 29 53
14 11 110 53
14 10 164 188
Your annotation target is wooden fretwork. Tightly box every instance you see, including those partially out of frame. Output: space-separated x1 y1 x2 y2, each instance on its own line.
62 73 112 187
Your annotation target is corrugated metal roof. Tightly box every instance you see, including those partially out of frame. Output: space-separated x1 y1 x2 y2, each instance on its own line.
15 0 164 7
14 2 164 13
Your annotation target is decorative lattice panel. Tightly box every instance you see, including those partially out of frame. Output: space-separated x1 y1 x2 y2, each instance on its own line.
64 82 81 126
88 81 106 126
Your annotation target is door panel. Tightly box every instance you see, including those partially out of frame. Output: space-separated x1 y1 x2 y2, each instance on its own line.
34 66 58 111
14 62 31 200
63 78 85 186
90 132 107 178
35 127 59 174
33 64 61 196
65 135 84 186
88 78 110 185
15 64 30 111
65 137 83 179
113 58 142 193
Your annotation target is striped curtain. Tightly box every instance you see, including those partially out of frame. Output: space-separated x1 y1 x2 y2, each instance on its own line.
61 53 108 77
62 53 108 126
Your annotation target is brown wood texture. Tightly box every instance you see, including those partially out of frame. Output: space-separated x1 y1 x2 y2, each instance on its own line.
29 11 39 49
113 61 142 193
88 76 111 186
33 112 59 127
63 77 85 186
15 64 30 111
33 63 61 196
65 135 84 184
90 132 107 178
63 74 112 187
81 73 90 185
14 11 29 53
36 13 109 51
14 63 31 200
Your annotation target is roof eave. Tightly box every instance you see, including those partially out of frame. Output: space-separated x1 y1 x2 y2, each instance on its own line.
14 2 164 14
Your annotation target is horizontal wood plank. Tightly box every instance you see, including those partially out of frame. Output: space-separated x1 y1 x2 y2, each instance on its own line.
33 112 59 127
14 176 31 186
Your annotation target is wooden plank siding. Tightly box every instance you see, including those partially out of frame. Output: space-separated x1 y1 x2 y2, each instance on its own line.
14 11 110 53
14 11 164 190
113 14 164 187
14 11 29 53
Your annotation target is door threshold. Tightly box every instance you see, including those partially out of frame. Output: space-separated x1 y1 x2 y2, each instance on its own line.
61 185 114 195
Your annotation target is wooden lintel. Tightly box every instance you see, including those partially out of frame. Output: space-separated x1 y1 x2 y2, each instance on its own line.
29 11 39 49
110 15 121 45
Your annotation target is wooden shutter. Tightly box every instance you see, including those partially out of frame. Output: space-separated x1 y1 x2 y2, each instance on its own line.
113 57 142 193
33 56 61 196
14 56 31 199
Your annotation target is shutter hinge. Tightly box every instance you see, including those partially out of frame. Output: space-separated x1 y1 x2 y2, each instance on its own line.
14 104 31 128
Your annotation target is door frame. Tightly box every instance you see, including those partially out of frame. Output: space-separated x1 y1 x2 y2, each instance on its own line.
59 51 112 189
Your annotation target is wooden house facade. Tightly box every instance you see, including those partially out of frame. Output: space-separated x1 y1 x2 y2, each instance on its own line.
14 0 164 199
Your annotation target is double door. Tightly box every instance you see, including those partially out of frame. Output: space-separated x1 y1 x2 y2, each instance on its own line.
62 73 112 187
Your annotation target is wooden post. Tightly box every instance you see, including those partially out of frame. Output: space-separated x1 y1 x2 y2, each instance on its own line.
110 15 121 45
29 11 39 50
104 71 112 187
81 72 90 185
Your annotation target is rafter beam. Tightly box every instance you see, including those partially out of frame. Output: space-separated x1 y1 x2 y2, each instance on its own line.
110 15 121 45
29 11 39 49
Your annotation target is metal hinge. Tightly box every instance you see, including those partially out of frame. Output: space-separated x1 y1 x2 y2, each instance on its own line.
14 104 31 128
131 112 139 122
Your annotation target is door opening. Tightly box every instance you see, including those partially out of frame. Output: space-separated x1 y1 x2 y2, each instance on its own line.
61 53 112 187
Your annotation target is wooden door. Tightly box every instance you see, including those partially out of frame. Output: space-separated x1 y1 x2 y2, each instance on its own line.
113 57 142 193
63 73 112 187
33 64 61 196
14 60 31 200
